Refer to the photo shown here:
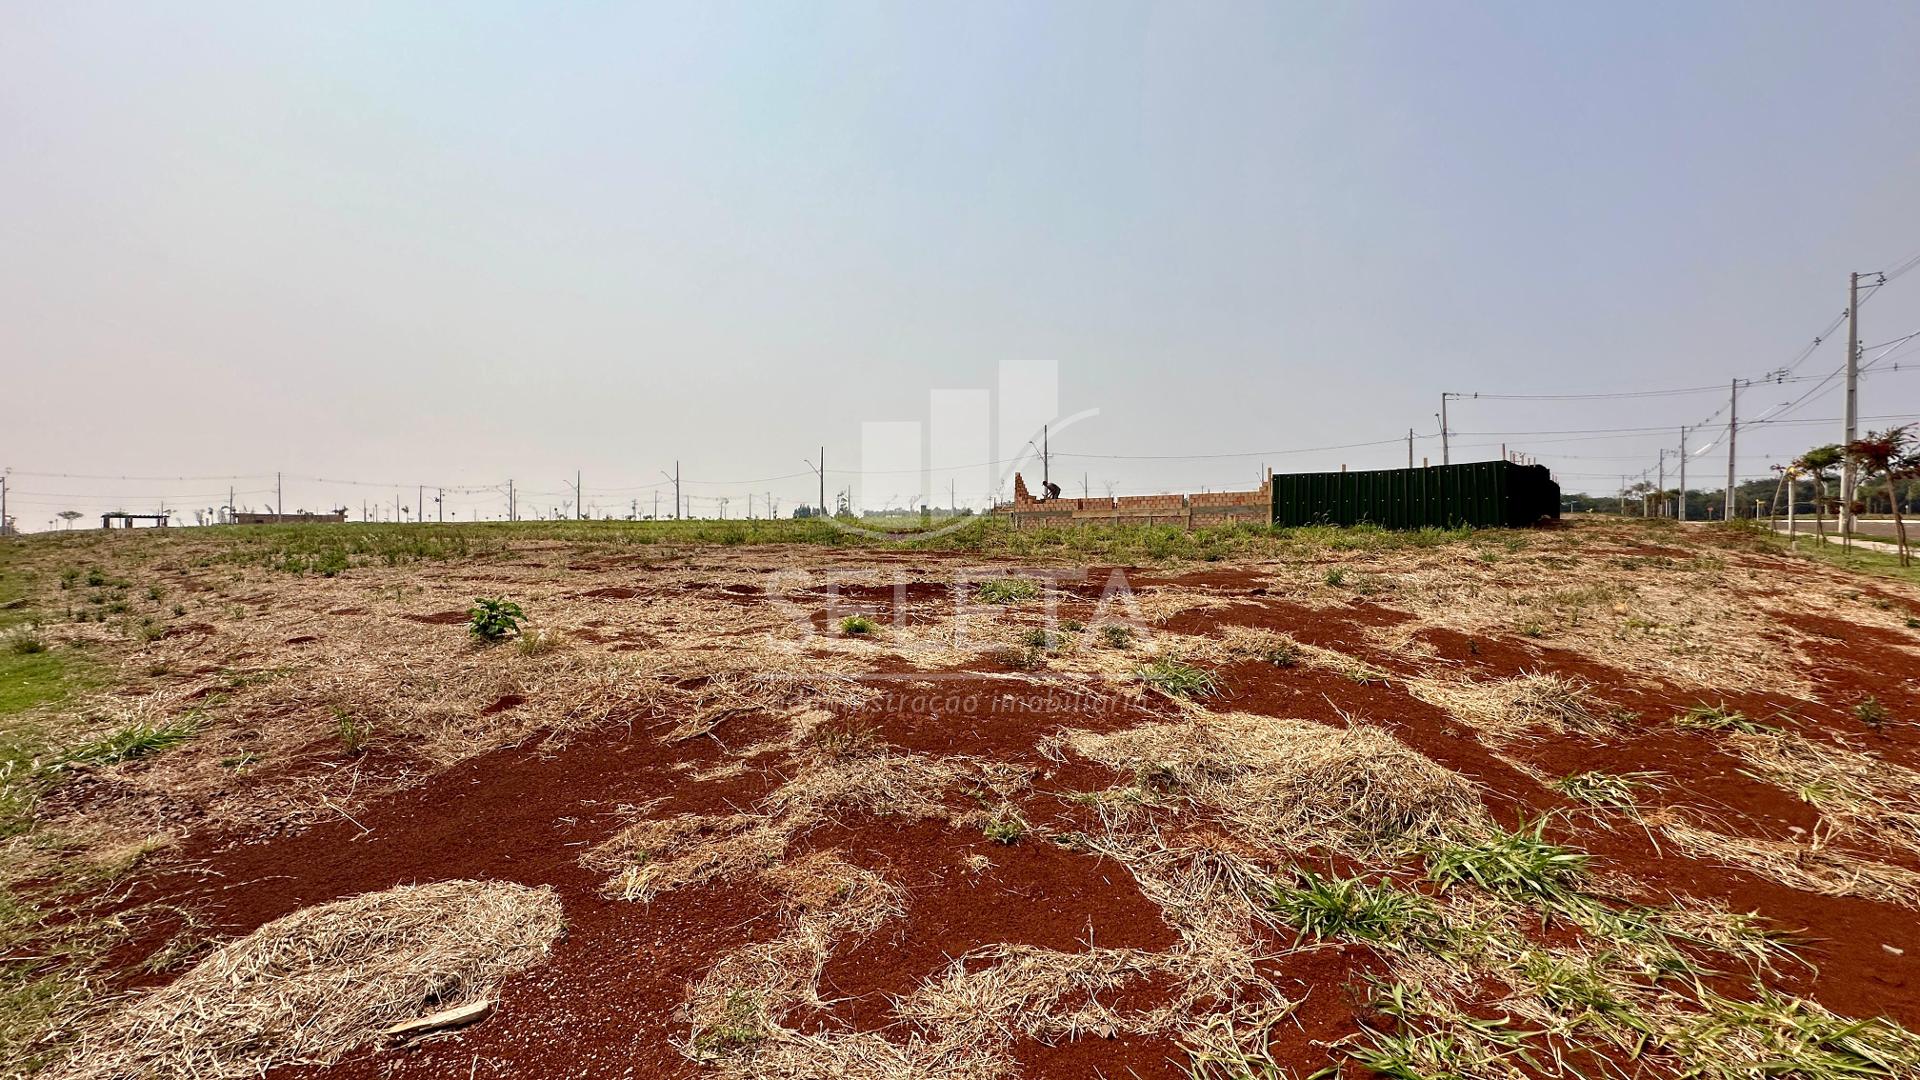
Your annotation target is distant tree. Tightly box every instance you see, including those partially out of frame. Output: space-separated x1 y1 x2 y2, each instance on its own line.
57 510 82 530
1845 426 1916 565
1793 445 1844 540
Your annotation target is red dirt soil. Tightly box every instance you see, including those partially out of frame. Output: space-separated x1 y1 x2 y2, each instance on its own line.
80 560 1920 1078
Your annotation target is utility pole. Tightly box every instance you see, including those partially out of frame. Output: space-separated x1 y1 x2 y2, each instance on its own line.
1841 271 1861 534
951 479 958 513
508 479 516 521
437 488 444 523
1657 449 1667 518
276 472 283 522
575 470 583 520
417 485 423 525
1408 429 1415 469
1440 395 1452 465
1042 424 1050 492
675 461 681 521
1619 476 1626 516
804 447 825 516
1 470 8 536
1677 427 1688 522
653 491 659 520
1726 379 1740 520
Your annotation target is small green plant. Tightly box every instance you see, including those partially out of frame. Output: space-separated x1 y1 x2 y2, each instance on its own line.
1323 567 1347 587
1426 820 1590 909
1019 628 1061 651
59 568 80 589
1098 623 1135 649
988 643 1048 671
1059 618 1085 632
1553 770 1659 812
983 809 1028 845
1136 656 1218 698
1256 639 1298 667
332 708 369 755
84 569 107 588
467 597 526 642
976 578 1042 604
1853 696 1890 728
839 614 878 636
1265 870 1434 944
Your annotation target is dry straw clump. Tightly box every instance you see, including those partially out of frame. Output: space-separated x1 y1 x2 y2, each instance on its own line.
587 749 1013 902
1726 731 1920 856
1659 818 1920 908
1065 712 1486 856
1408 671 1618 741
54 880 564 1080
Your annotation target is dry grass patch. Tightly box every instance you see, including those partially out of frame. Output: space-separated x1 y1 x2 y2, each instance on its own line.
1660 818 1920 908
1065 712 1486 857
1726 731 1920 856
589 749 1022 902
52 880 562 1080
1408 671 1619 741
900 944 1193 1043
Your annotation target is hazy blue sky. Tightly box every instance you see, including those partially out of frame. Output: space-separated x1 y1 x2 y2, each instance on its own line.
5 2 1919 525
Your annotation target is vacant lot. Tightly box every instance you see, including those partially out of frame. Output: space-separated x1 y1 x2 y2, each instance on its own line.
3 517 1920 1079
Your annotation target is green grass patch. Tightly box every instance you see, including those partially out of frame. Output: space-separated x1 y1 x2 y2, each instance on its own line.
1135 657 1218 698
839 614 878 637
57 719 198 769
1426 820 1590 908
1264 870 1434 945
976 577 1041 604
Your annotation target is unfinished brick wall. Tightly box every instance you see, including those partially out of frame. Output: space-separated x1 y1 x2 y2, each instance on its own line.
1000 473 1270 530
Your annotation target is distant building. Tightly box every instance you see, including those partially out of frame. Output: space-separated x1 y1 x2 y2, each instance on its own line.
230 510 348 525
101 512 171 529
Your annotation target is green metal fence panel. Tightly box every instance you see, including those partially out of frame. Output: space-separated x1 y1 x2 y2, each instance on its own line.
1270 460 1559 530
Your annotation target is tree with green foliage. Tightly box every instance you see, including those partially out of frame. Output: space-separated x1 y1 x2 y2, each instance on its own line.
1793 445 1844 540
1845 426 1916 566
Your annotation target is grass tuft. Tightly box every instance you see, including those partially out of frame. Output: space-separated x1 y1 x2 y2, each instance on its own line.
976 578 1041 604
1136 657 1218 698
58 720 199 768
1264 870 1434 945
1426 819 1590 908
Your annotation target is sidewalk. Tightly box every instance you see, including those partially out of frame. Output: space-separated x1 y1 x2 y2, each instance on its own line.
1768 524 1906 555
